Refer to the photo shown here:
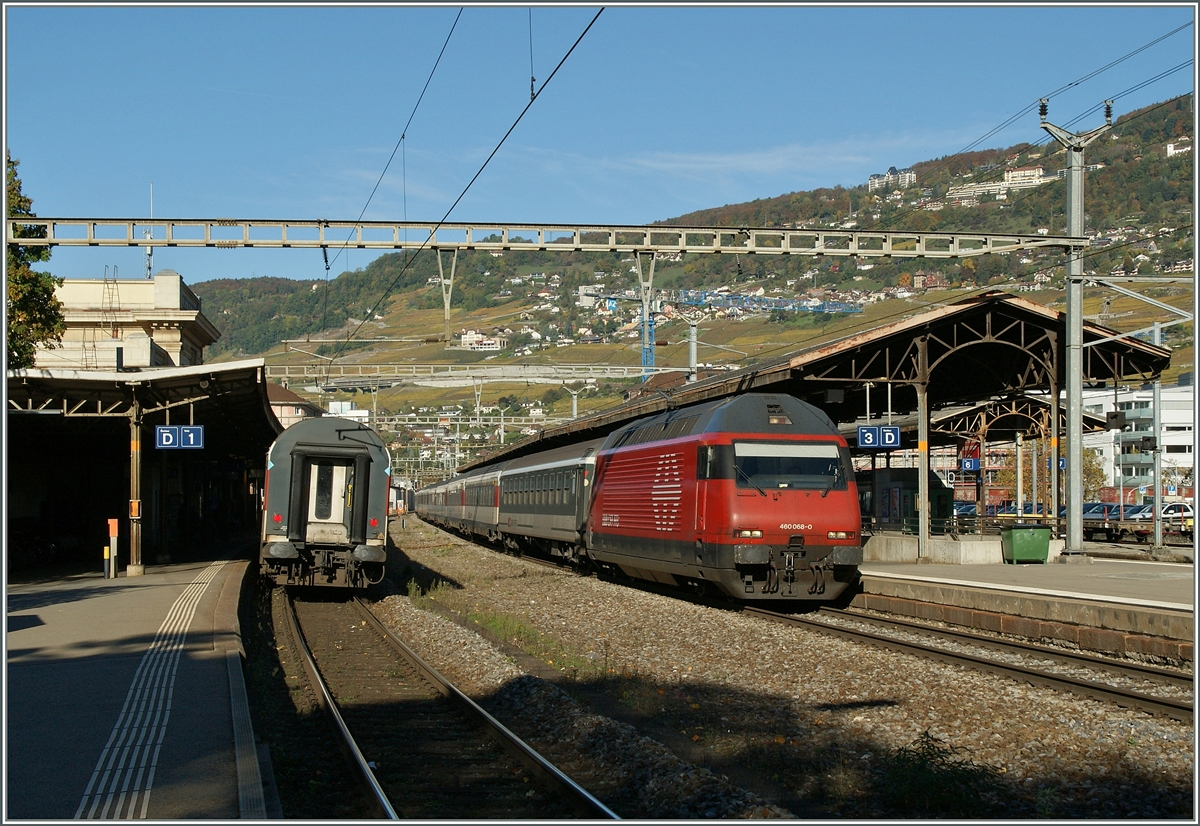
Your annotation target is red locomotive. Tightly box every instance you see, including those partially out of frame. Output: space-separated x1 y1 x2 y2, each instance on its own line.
417 392 862 603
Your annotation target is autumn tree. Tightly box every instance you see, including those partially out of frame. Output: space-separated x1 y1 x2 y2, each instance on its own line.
6 153 65 368
1081 448 1109 501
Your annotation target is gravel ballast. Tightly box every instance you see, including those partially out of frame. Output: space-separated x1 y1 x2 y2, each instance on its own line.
370 519 1193 819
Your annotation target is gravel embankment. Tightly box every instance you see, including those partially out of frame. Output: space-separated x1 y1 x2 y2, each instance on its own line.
370 519 1193 819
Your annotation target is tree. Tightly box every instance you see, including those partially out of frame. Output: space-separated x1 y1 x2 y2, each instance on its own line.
1082 447 1108 501
7 153 65 368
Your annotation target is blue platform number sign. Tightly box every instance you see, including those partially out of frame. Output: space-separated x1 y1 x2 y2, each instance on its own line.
961 458 981 472
1058 457 1066 470
156 425 204 449
857 425 879 448
880 426 901 448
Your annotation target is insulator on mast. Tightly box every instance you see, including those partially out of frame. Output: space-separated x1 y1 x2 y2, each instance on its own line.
1038 99 1048 121
1104 100 1113 125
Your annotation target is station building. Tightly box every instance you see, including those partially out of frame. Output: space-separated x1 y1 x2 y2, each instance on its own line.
34 269 219 370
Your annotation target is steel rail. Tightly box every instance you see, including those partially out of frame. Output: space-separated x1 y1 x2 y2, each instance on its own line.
281 590 399 819
819 607 1194 690
350 597 619 820
743 606 1192 723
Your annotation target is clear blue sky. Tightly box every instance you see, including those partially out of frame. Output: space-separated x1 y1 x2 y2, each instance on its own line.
5 4 1195 284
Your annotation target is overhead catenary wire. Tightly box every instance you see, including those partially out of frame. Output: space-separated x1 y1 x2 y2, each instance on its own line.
869 80 1194 236
326 7 463 275
949 90 1195 226
314 7 463 384
319 14 1184 385
863 21 1194 233
329 7 605 364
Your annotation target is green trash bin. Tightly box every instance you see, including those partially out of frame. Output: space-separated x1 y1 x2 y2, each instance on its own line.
1001 524 1050 564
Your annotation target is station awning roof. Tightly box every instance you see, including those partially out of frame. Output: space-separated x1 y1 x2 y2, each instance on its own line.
462 290 1171 470
836 394 1110 450
6 358 282 459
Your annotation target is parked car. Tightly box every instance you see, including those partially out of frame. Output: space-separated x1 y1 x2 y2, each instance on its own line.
1123 504 1155 521
953 501 977 517
1128 502 1194 522
1161 502 1194 521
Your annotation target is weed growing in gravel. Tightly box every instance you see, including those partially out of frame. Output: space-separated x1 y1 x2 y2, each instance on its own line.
876 731 1001 817
466 606 597 678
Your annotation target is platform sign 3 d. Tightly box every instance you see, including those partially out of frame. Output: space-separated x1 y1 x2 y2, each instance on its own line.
156 425 205 449
858 425 901 449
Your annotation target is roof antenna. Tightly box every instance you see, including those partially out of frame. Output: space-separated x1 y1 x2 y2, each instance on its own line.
144 182 154 279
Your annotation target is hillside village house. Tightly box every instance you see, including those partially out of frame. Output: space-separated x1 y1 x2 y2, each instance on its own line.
31 269 219 369
266 383 324 429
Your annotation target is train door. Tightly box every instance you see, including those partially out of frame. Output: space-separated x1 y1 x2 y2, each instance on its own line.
306 459 354 544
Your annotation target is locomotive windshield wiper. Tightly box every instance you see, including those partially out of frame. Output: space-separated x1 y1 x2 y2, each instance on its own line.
735 463 766 496
821 464 842 498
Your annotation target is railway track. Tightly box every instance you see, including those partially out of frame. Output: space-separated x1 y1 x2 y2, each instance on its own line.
280 589 618 819
743 605 1193 723
418 526 1192 723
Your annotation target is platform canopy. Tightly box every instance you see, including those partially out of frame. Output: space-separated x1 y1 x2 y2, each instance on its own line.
7 358 282 456
836 394 1111 450
463 290 1171 469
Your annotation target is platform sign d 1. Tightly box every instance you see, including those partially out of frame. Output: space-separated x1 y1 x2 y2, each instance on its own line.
156 425 204 449
857 425 879 448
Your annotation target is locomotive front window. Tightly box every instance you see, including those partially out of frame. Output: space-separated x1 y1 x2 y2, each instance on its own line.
732 442 849 490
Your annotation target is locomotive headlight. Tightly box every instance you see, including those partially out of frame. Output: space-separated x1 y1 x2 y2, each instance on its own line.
735 529 763 539
827 530 854 540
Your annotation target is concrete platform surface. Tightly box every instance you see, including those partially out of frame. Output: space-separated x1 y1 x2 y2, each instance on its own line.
855 558 1194 655
5 558 266 820
860 558 1194 611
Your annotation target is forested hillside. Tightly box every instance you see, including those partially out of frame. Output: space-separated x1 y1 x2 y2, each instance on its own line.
194 96 1192 359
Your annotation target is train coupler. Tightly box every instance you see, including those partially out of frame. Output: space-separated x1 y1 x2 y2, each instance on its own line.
782 552 797 585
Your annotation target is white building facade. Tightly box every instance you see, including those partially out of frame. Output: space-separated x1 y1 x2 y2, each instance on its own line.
1082 382 1194 493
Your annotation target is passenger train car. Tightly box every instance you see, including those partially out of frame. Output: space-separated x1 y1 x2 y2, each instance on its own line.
416 393 862 603
261 417 391 587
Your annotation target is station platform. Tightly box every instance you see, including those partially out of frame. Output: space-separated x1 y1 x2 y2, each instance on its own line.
5 557 273 820
854 556 1195 661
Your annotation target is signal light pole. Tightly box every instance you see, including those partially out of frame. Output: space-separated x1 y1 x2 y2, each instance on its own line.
1040 99 1112 553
